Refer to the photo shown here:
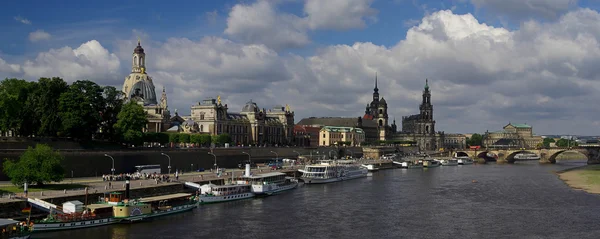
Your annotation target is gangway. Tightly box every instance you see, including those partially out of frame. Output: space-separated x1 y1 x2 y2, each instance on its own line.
392 161 404 165
184 182 201 190
27 197 64 214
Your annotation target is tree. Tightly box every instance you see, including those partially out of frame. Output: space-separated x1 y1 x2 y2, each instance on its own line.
0 78 38 136
98 86 123 141
179 134 190 144
33 77 68 137
200 134 212 147
542 138 555 148
114 101 148 146
190 134 201 146
169 133 180 144
217 133 231 145
3 144 65 186
556 138 578 147
467 134 483 146
58 80 104 139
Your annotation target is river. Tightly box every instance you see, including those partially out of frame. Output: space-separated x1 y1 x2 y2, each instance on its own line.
34 160 600 239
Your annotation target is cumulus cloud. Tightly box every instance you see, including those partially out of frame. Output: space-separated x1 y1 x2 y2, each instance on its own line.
14 16 31 25
21 40 121 83
0 57 21 74
304 0 378 30
471 0 577 20
28 30 51 42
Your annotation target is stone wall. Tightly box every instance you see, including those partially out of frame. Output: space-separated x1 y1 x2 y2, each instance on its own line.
0 146 362 180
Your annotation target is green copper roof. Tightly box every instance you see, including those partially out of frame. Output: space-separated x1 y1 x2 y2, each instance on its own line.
321 126 363 133
510 123 531 128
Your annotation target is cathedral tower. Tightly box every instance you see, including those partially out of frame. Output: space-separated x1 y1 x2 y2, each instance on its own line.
418 79 435 135
122 39 157 105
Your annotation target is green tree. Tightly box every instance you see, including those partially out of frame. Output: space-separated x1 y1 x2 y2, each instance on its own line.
542 138 556 148
216 133 231 145
157 133 170 145
200 134 212 146
58 80 104 139
179 134 190 144
98 86 123 141
114 101 148 145
0 78 38 136
468 134 483 146
2 144 65 186
33 77 68 137
556 138 578 147
169 133 180 144
190 134 201 146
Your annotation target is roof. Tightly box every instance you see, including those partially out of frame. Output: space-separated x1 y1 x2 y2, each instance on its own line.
320 126 364 134
242 100 258 112
240 172 285 179
403 114 420 121
510 123 531 128
139 193 192 203
207 184 251 189
63 200 84 205
0 219 19 227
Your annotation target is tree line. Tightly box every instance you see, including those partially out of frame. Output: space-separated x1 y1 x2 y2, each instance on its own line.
144 132 232 147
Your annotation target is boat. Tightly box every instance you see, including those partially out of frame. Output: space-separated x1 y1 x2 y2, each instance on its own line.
456 157 474 165
440 159 458 166
299 160 369 184
136 193 199 219
401 161 423 169
422 160 441 168
198 184 255 204
0 219 31 239
514 153 540 160
361 164 379 172
237 172 298 195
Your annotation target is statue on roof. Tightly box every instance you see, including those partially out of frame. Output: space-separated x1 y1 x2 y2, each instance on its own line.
217 95 221 105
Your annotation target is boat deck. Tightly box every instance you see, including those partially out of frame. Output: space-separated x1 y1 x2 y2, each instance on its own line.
139 193 192 203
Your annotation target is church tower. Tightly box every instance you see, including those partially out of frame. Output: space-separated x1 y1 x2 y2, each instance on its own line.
122 39 157 105
132 38 146 74
418 79 435 135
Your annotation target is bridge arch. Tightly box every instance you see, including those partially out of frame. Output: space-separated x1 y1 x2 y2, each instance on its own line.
547 150 587 163
505 151 538 163
455 151 469 157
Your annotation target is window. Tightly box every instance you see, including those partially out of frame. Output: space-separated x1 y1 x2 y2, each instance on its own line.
323 141 326 145
323 133 326 138
200 114 205 120
200 125 204 132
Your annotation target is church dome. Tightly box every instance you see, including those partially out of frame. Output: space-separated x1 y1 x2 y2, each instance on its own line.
242 100 258 112
134 42 144 54
124 73 157 105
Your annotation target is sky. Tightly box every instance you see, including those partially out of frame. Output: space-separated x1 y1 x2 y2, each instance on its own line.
3 0 600 135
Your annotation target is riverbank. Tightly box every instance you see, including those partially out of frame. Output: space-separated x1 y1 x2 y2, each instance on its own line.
557 165 600 194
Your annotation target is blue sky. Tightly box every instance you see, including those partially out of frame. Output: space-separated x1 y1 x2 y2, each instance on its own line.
3 0 600 135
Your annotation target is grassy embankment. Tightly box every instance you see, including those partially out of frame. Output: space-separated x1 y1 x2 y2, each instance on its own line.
558 164 600 195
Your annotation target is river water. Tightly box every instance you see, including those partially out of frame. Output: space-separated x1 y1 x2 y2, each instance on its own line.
35 160 600 239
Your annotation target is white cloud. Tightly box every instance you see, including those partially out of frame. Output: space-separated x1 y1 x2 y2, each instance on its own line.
21 40 121 83
14 16 31 25
471 0 577 20
28 30 52 42
0 57 21 74
304 0 378 30
224 0 309 50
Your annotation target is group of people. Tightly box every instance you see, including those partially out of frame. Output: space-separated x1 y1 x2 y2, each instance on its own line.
101 172 170 182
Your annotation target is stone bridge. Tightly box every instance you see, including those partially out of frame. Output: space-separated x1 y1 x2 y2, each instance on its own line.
454 145 600 164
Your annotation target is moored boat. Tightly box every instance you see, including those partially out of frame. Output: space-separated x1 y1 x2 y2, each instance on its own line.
456 157 474 165
423 160 441 168
0 219 31 239
401 161 423 169
441 159 458 166
136 193 199 219
199 184 255 204
514 153 540 160
299 160 368 184
237 172 298 195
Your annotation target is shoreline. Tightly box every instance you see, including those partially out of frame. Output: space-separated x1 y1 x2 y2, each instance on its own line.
557 165 600 195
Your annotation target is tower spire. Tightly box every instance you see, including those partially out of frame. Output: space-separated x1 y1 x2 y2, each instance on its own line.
374 72 379 93
425 78 429 90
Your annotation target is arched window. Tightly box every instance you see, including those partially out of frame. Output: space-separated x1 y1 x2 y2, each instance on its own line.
379 109 383 115
140 57 144 66
379 119 383 126
426 125 430 134
133 56 138 66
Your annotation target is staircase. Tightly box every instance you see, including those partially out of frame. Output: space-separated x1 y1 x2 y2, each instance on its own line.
27 197 64 214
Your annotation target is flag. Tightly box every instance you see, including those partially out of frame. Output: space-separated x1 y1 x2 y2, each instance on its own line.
21 207 31 213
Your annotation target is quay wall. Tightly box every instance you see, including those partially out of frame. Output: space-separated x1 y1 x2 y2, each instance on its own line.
0 146 363 180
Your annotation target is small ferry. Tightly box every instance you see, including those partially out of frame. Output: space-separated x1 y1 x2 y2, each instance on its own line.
299 160 368 184
422 160 441 168
237 172 298 195
440 159 459 166
199 184 255 204
137 193 199 219
456 157 474 165
0 219 31 239
514 153 540 160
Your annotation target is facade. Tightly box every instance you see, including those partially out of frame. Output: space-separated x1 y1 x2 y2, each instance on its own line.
122 40 171 132
482 123 543 148
293 125 321 147
444 133 467 150
296 117 380 142
394 80 445 151
319 126 365 146
188 98 294 146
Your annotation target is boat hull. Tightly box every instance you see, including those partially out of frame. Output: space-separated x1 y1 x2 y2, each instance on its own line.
32 218 118 232
301 172 368 184
8 235 31 239
144 203 199 219
252 182 298 195
199 193 255 204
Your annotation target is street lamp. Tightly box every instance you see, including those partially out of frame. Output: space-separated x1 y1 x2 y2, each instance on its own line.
104 154 115 175
208 152 217 170
270 151 278 159
242 152 252 166
161 153 172 175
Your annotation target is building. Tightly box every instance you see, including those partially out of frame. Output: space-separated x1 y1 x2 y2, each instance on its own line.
187 98 294 146
296 117 380 142
122 40 171 132
394 79 445 151
444 133 467 150
319 126 365 146
482 123 543 148
362 74 397 140
293 125 321 147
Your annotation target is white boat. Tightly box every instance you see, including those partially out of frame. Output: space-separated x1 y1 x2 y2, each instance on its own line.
199 184 255 204
422 160 441 168
401 161 423 169
299 160 368 184
514 153 540 160
237 172 298 195
361 164 379 172
440 159 458 166
455 157 474 165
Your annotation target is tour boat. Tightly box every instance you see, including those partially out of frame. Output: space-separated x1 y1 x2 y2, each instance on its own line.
237 172 298 195
456 157 474 165
0 219 31 239
441 159 459 166
514 153 540 160
422 160 441 168
299 160 369 184
135 193 199 220
198 184 255 204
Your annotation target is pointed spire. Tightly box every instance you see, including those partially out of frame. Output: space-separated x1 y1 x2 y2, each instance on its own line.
425 78 429 90
137 36 141 46
374 72 379 92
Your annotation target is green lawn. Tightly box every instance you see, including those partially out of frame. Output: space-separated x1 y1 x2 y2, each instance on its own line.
579 165 600 185
0 183 88 194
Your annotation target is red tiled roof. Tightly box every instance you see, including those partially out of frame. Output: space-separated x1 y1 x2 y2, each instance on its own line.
363 114 374 120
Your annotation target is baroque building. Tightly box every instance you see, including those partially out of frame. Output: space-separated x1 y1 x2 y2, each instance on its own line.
187 97 295 146
122 40 170 132
482 123 543 149
363 74 397 140
319 126 365 146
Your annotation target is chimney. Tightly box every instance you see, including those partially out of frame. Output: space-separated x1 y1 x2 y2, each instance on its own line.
125 179 130 200
245 164 251 177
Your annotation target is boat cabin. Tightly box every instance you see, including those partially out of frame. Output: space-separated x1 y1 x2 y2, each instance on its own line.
138 193 195 211
0 218 29 238
238 172 287 185
200 184 251 196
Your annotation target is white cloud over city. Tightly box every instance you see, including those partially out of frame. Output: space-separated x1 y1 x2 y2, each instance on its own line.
2 1 600 135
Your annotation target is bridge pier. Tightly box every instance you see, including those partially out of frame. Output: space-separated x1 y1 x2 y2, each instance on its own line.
496 159 509 164
539 159 553 164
